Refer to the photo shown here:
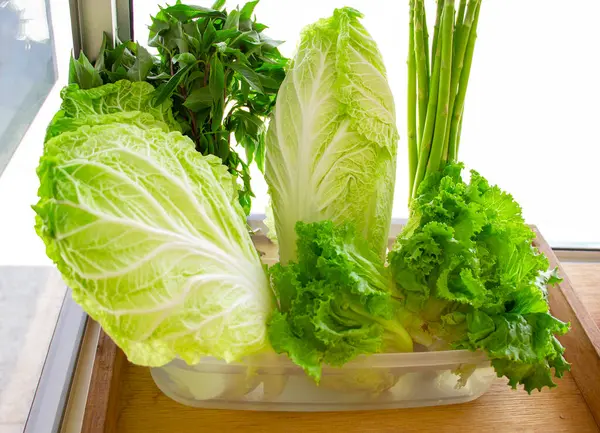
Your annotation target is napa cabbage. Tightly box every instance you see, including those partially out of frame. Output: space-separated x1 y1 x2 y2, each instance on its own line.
35 116 272 366
265 7 399 264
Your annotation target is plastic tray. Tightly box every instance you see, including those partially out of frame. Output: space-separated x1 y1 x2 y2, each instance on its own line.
150 349 496 411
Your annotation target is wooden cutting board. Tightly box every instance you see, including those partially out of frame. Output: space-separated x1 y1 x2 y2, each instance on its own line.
77 228 600 433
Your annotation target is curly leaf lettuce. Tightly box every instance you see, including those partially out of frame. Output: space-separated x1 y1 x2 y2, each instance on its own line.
265 7 398 264
268 221 412 381
34 123 272 366
389 163 570 393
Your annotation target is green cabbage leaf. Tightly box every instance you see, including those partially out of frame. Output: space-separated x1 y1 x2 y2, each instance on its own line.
265 7 398 264
35 117 272 366
45 80 180 141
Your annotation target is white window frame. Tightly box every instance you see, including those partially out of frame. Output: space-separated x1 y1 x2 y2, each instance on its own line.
70 0 133 60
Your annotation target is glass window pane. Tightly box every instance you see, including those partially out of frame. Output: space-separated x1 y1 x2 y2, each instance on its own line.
0 0 72 430
0 0 57 175
132 0 600 248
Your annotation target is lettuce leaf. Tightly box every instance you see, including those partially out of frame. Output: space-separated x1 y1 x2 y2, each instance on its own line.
45 111 170 142
34 122 272 366
388 163 570 393
45 80 180 141
265 8 398 264
268 221 412 381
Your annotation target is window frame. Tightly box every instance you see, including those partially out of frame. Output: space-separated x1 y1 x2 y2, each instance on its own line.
69 0 133 60
18 4 131 433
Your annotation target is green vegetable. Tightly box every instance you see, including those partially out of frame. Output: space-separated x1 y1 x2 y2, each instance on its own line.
45 80 180 141
389 163 570 393
265 7 398 264
400 0 571 393
45 111 170 142
268 221 412 381
271 165 570 391
35 113 272 366
68 51 103 90
72 0 288 213
408 0 481 200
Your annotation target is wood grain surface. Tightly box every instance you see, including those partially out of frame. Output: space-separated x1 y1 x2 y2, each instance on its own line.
533 231 600 427
81 329 126 433
81 233 600 433
562 263 600 325
114 367 597 433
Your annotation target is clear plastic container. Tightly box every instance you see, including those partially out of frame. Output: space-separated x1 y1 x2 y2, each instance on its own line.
150 223 497 411
150 350 496 411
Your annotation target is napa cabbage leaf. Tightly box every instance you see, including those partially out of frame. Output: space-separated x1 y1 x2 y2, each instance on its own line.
35 122 272 366
265 7 399 264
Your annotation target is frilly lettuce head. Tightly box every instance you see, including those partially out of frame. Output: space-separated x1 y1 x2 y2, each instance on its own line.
268 221 412 381
389 163 570 393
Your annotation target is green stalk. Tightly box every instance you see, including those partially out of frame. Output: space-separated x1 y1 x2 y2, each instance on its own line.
430 0 445 85
408 0 418 200
422 3 430 78
380 318 414 353
426 0 454 176
348 305 414 353
441 108 452 162
411 18 443 199
414 0 429 141
455 117 464 155
444 0 478 161
456 0 467 27
448 1 480 162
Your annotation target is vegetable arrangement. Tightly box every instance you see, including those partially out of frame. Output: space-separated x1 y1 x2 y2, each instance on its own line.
69 0 287 213
34 0 570 399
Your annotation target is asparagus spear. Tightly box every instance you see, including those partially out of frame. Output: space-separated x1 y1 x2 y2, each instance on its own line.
408 0 418 199
448 0 481 161
430 0 445 74
426 0 455 176
456 0 467 27
411 11 443 198
408 0 483 198
414 0 429 141
422 3 430 78
444 0 479 160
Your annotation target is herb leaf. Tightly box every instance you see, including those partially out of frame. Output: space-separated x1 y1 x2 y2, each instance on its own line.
80 0 288 213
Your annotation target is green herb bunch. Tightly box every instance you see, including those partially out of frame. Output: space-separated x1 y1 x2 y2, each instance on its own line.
69 0 288 213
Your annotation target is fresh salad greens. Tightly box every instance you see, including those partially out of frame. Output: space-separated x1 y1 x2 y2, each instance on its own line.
265 3 570 393
70 0 288 213
268 221 412 380
34 0 570 397
265 7 398 263
270 163 570 392
389 164 569 392
35 85 272 366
